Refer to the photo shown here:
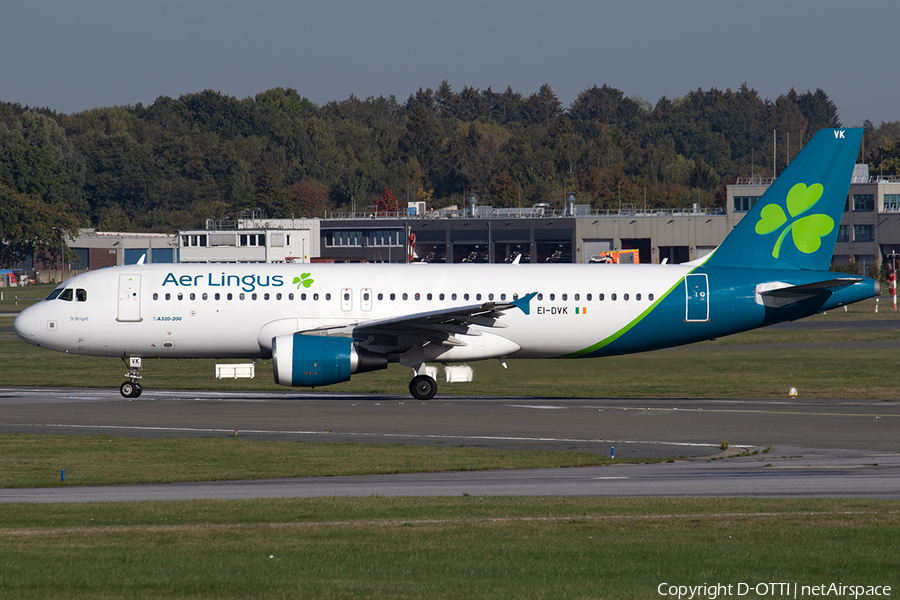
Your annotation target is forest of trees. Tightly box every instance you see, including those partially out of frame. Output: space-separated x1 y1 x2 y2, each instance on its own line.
2 81 900 266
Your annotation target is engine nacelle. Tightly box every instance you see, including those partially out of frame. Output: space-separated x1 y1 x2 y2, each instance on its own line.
272 334 387 387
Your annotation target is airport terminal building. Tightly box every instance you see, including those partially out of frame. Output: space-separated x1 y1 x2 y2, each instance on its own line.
14 166 900 283
314 165 900 269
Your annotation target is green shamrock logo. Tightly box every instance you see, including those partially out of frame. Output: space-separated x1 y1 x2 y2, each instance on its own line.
292 273 314 288
754 182 834 258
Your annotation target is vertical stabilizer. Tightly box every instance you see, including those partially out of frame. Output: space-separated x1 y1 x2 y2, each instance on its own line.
706 128 863 271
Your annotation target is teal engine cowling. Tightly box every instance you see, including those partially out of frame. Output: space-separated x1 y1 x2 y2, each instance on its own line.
272 334 388 387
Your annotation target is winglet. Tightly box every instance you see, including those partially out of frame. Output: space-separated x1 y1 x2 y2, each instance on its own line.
511 292 537 315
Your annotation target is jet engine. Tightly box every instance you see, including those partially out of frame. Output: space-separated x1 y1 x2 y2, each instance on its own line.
272 333 387 387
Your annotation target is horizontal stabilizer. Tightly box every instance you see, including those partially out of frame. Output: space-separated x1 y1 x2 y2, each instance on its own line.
756 278 862 308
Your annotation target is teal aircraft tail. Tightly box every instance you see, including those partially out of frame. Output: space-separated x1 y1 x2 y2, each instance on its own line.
705 128 863 271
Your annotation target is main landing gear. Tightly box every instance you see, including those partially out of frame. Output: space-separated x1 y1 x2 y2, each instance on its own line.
409 373 437 400
120 356 143 398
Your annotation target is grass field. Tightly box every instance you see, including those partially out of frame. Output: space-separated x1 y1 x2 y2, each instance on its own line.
3 286 900 399
2 286 899 598
1 498 897 599
0 434 622 488
2 338 899 399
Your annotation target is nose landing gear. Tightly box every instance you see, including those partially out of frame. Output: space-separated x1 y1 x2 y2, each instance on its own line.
120 356 143 398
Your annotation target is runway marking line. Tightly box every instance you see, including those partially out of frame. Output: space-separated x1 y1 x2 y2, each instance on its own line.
588 406 900 418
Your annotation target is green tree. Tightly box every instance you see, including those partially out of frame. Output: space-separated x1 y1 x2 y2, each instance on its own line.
252 167 289 217
0 184 78 267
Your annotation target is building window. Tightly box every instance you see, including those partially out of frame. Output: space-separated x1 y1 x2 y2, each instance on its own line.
854 225 874 242
367 230 402 247
239 234 265 247
853 195 874 211
884 194 900 212
181 234 207 247
837 225 850 242
327 231 360 247
733 196 759 212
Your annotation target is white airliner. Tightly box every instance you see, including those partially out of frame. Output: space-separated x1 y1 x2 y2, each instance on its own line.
14 129 878 399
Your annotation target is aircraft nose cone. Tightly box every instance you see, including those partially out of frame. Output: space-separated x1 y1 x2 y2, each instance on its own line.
13 309 36 343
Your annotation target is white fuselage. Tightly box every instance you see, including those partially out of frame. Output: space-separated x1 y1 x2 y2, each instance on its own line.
14 262 691 361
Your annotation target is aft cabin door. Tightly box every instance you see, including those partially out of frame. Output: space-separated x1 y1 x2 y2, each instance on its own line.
684 273 709 322
117 274 142 322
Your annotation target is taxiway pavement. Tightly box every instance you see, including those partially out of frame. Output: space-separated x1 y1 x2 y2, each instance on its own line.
1 387 898 500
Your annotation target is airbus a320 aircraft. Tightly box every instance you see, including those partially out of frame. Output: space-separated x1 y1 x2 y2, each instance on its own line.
14 128 878 400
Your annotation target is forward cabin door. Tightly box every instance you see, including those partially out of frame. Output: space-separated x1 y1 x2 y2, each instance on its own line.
117 274 142 322
684 273 709 322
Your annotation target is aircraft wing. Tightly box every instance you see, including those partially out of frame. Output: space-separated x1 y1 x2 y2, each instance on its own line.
756 278 864 308
300 292 536 353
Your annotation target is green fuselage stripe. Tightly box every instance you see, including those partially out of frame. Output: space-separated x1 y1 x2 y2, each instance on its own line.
561 274 686 358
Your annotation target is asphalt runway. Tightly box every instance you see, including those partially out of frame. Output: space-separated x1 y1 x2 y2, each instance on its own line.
1 386 899 501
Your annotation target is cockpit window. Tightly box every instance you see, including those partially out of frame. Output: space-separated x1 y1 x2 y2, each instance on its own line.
76 289 87 302
46 288 64 301
58 288 74 301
